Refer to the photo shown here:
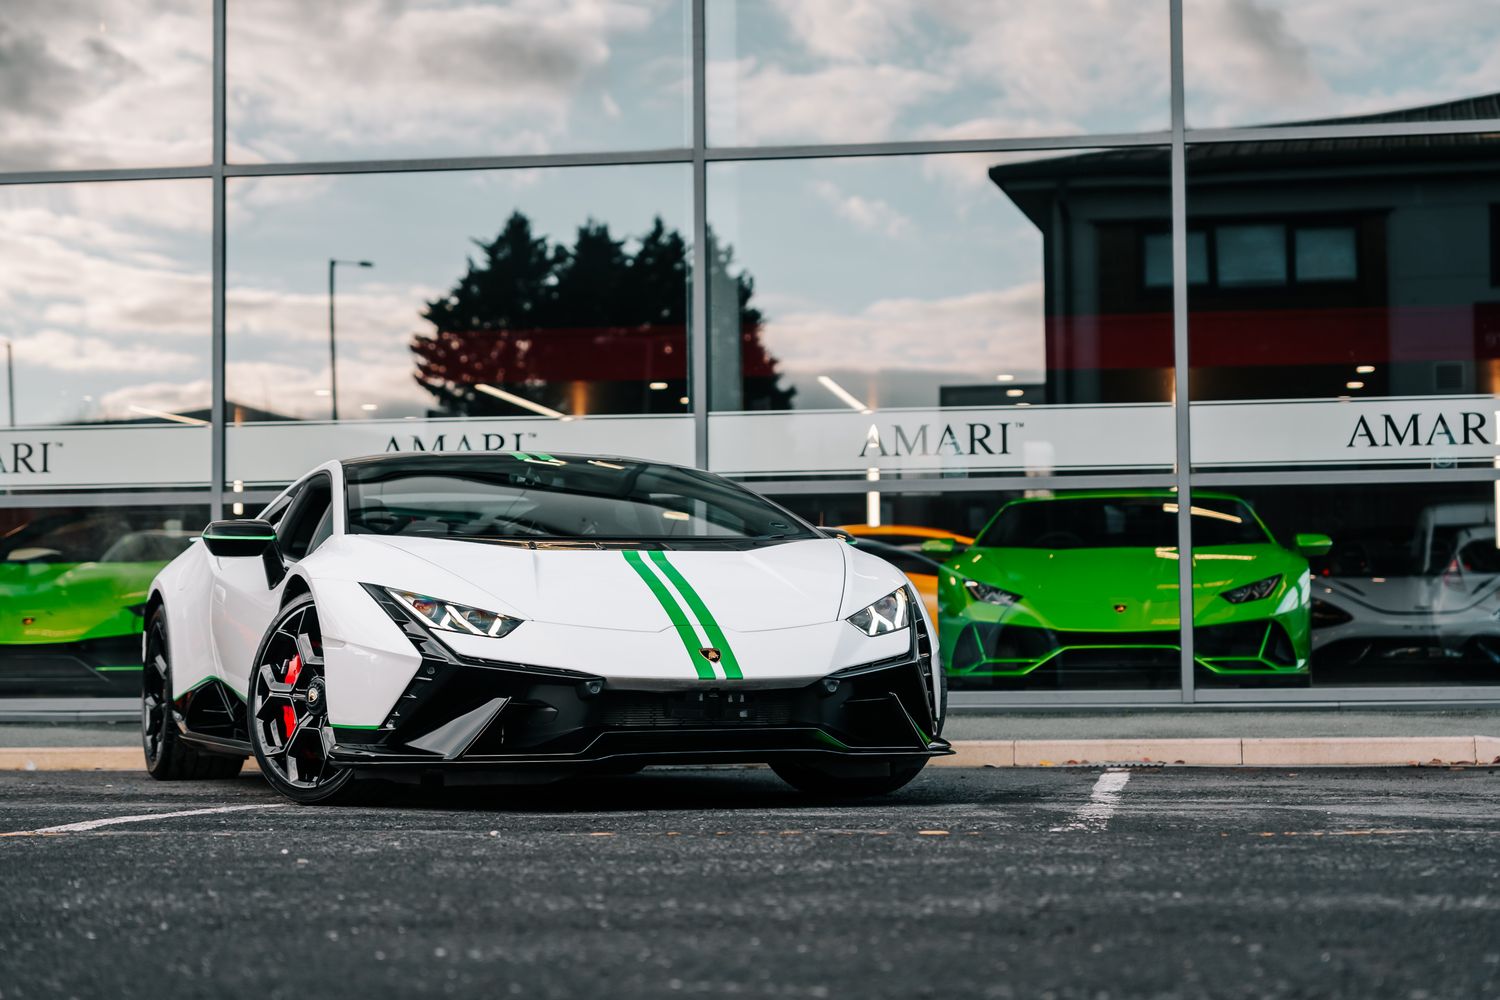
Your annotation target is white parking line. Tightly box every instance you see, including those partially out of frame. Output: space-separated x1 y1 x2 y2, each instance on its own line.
1050 768 1132 833
1 804 284 837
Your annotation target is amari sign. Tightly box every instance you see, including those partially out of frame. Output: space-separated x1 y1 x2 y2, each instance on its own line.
3 397 1497 489
711 396 1500 477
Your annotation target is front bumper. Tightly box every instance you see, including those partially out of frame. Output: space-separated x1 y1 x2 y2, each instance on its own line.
329 591 949 773
944 619 1306 678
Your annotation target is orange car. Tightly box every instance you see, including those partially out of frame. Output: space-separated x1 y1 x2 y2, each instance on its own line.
838 524 974 632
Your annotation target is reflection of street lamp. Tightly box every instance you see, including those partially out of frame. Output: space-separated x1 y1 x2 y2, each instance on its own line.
3 339 13 427
327 259 373 421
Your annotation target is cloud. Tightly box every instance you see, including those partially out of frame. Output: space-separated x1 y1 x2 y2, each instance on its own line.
224 357 433 422
763 0 916 63
0 198 211 340
11 330 200 374
811 180 912 238
0 2 210 171
227 0 671 160
707 58 951 145
96 378 211 420
760 283 1046 380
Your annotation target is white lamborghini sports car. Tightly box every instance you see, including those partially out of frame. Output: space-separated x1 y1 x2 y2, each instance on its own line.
141 453 950 803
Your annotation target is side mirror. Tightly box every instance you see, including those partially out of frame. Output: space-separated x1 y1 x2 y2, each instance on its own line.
1295 532 1333 558
920 537 958 556
202 519 277 558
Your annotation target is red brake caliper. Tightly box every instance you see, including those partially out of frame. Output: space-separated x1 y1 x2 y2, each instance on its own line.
282 654 303 740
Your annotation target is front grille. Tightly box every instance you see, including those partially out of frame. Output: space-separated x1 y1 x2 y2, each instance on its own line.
601 690 796 728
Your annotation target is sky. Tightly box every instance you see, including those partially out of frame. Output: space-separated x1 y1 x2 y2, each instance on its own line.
1 0 1497 430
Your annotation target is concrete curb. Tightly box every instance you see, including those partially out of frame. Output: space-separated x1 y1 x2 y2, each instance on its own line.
3 738 1497 772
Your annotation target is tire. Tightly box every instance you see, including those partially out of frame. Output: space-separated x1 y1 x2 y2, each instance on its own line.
772 651 947 798
771 759 927 798
142 607 246 781
248 594 356 805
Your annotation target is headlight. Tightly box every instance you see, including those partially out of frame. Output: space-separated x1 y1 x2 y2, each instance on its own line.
1221 574 1281 604
963 579 1021 607
386 588 523 638
846 588 911 636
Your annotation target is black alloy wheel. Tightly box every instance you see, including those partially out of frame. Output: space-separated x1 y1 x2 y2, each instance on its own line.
249 594 354 804
142 607 245 780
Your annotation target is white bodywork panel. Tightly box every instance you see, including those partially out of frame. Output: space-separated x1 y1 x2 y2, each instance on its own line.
148 459 932 732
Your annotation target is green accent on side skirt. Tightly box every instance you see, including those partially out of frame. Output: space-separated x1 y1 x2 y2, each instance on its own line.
646 550 744 680
331 724 384 731
95 665 143 672
622 549 715 680
814 729 850 750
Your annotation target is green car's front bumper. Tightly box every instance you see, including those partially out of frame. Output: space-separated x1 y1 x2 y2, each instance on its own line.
943 617 1307 679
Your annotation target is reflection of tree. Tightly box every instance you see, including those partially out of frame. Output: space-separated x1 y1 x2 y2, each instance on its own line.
412 212 793 416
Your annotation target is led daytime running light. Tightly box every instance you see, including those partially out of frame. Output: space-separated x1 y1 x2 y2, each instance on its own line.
386 588 522 638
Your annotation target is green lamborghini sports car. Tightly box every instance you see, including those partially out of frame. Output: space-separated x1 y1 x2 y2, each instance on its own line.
1 511 197 695
931 491 1330 684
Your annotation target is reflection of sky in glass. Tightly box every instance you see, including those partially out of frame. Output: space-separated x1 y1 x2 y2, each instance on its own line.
709 154 1047 411
1185 0 1500 127
707 0 1170 146
0 181 211 427
225 165 690 421
227 0 691 162
0 0 211 170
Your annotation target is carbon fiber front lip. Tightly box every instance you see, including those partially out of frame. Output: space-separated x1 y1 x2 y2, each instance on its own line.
330 727 953 769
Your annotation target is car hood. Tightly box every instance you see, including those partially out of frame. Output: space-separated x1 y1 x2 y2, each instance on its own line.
0 561 159 643
955 544 1296 630
353 536 849 633
1318 575 1441 615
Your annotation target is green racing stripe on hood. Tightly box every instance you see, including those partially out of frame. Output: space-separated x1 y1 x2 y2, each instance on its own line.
646 550 744 680
622 549 716 680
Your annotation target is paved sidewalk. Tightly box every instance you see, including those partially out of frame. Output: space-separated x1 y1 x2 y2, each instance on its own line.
942 707 1500 741
3 707 1499 770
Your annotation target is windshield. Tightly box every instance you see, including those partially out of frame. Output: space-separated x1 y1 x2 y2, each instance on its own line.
3 513 194 564
975 496 1270 549
344 456 817 544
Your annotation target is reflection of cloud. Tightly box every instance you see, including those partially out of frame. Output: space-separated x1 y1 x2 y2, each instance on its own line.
1185 0 1500 126
1184 0 1324 123
761 284 1046 378
0 2 209 170
713 1 1167 144
97 379 211 419
811 180 911 238
764 0 915 63
224 358 431 422
12 330 198 374
228 0 666 160
708 58 950 145
0 198 210 339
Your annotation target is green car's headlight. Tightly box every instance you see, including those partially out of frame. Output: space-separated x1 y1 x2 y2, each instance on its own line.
387 588 523 638
847 588 911 636
1220 574 1281 604
963 579 1021 607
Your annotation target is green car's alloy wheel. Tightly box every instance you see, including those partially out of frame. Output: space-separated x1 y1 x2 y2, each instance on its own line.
142 608 245 780
249 595 354 805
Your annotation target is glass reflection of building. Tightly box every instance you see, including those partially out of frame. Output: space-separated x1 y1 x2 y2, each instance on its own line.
3 1 1500 705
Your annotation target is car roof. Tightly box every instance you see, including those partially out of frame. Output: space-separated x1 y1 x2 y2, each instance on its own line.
337 452 689 474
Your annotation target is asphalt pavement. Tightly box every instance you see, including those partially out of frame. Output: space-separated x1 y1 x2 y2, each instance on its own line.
3 766 1498 999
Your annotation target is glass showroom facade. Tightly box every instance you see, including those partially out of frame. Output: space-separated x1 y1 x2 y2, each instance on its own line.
3 0 1500 706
